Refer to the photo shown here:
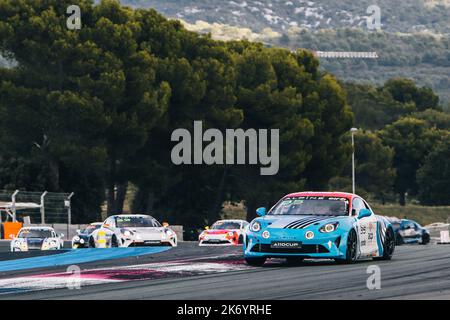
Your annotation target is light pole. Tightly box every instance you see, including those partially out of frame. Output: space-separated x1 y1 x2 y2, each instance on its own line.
350 128 358 194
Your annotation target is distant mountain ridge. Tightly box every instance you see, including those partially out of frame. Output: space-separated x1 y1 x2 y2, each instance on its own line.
120 1 450 106
121 0 450 34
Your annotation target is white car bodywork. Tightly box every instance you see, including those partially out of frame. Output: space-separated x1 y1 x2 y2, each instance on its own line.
199 219 249 246
89 214 177 248
10 226 64 252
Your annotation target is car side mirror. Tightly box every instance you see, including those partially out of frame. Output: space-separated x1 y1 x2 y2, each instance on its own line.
162 222 169 227
256 207 266 217
205 226 209 230
9 234 15 239
358 208 372 219
103 223 110 228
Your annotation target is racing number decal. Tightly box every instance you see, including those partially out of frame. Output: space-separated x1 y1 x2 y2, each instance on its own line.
354 197 379 257
358 220 378 257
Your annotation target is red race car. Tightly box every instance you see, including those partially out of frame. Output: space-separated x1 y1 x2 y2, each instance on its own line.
199 219 249 246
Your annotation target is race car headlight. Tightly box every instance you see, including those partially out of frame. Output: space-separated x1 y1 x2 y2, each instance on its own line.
227 231 234 237
319 223 339 233
305 231 314 239
79 238 85 244
121 229 133 237
73 236 80 241
13 240 25 247
43 240 57 248
250 221 261 232
48 240 57 246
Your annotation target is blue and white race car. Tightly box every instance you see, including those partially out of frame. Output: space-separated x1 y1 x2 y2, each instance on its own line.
244 192 395 266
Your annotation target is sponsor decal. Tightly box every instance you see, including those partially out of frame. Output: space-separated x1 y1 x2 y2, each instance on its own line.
270 241 301 249
360 225 367 234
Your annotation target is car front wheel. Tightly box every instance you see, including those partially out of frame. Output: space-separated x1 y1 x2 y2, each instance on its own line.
111 235 119 247
335 229 358 264
89 237 96 248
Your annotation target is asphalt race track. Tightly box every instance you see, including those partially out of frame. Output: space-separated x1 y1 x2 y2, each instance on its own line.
0 242 449 300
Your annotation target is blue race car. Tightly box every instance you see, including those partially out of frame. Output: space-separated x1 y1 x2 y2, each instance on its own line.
391 219 430 245
244 191 395 266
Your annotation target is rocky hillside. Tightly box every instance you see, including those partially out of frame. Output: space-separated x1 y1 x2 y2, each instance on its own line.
122 0 450 34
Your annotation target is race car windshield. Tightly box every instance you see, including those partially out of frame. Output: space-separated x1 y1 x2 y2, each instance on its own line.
211 222 241 230
18 230 53 238
82 225 101 234
269 197 349 216
115 217 161 228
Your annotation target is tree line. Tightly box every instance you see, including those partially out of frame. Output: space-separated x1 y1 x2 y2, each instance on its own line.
341 79 450 206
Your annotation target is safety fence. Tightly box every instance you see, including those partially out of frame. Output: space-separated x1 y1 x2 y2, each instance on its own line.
0 190 74 225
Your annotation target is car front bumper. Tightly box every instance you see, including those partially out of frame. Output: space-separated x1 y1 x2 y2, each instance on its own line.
244 229 347 259
122 236 177 247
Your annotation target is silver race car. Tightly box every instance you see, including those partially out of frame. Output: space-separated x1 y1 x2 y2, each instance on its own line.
89 214 177 248
11 226 64 252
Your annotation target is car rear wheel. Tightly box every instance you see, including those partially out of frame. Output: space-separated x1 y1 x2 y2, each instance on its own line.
421 233 430 245
374 227 395 261
335 229 358 264
395 234 404 245
245 257 266 267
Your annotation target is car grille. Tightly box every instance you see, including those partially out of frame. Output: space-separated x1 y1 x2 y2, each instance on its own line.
26 239 43 250
250 243 329 254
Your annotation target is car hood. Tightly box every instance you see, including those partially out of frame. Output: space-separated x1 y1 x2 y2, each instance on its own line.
259 215 347 229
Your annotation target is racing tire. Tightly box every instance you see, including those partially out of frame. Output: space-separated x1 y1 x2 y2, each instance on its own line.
421 233 430 245
373 227 395 261
245 257 266 267
286 257 305 266
111 235 119 248
89 237 96 248
335 229 358 264
395 234 404 245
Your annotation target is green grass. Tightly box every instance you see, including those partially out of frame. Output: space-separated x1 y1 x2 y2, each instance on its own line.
371 204 450 226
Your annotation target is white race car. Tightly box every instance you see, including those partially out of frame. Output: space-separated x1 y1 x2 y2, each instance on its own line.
11 226 64 252
198 219 249 246
89 214 177 248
